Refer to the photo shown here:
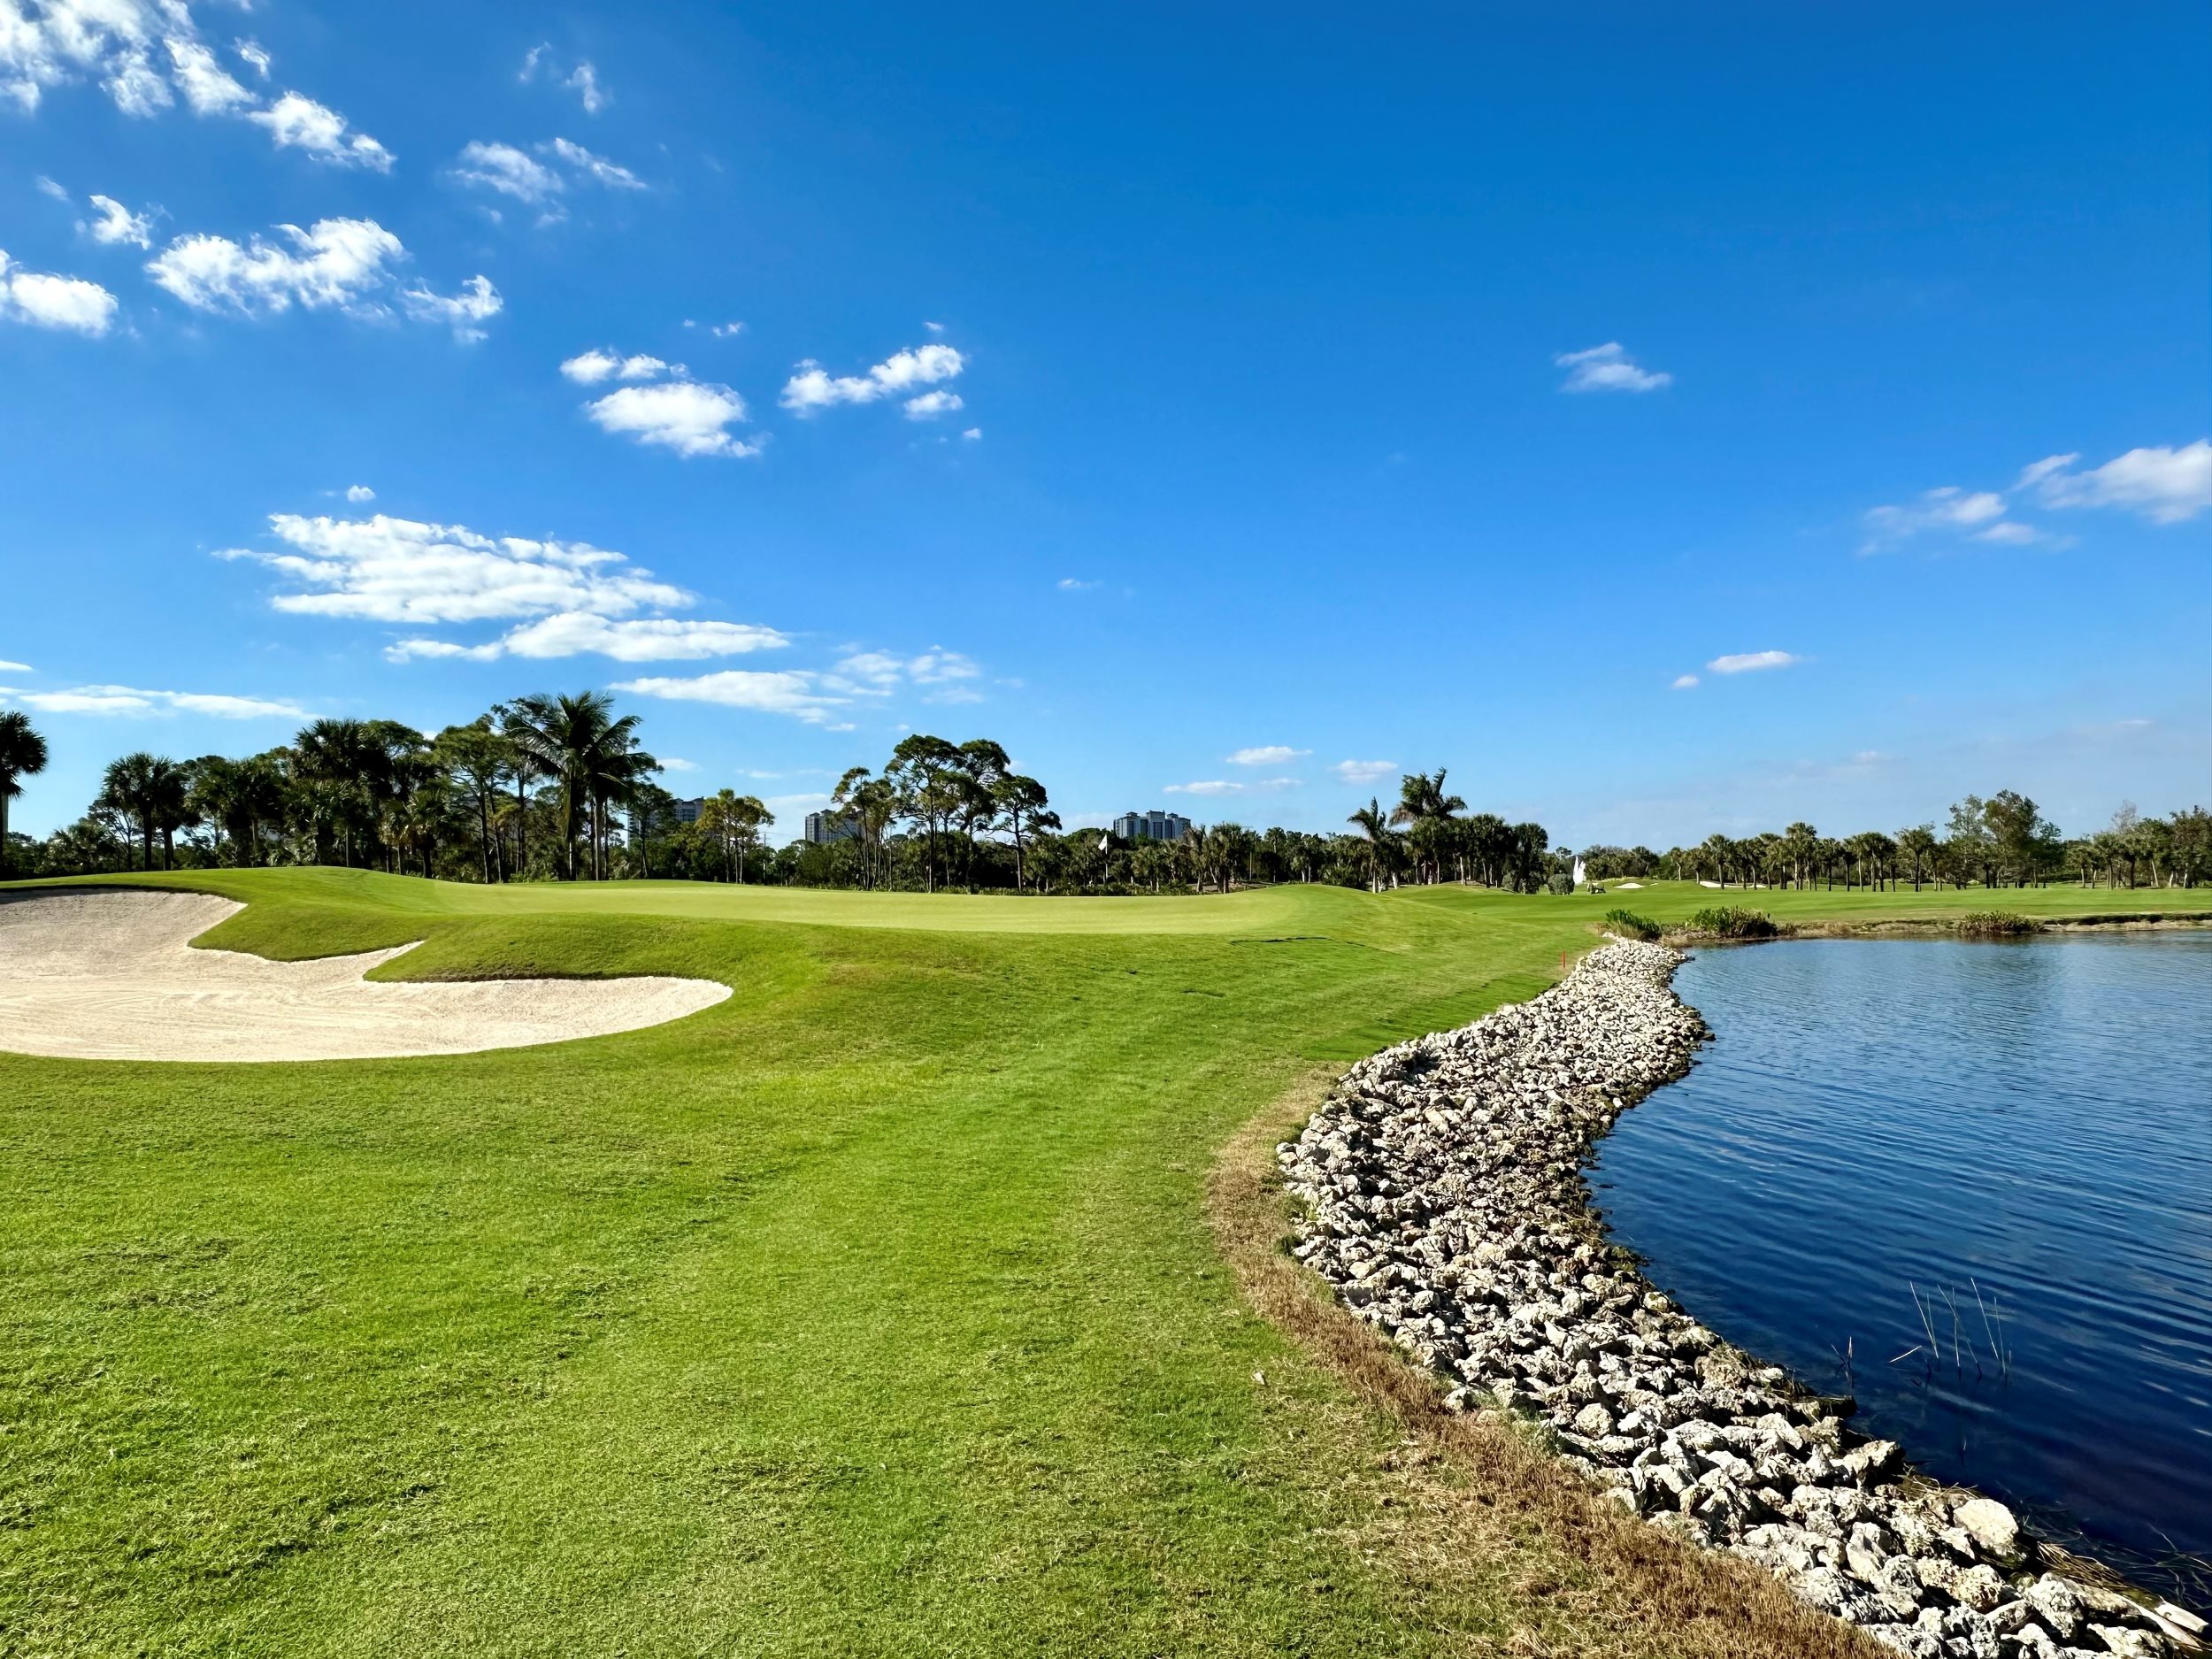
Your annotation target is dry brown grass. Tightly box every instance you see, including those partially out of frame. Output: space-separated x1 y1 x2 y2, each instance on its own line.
1209 1070 1888 1659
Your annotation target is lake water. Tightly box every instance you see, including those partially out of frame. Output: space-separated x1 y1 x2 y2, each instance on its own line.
1590 931 2212 1605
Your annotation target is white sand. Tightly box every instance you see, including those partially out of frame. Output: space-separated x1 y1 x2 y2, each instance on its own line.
0 890 731 1062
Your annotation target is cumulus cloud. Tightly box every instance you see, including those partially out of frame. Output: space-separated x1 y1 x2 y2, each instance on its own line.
450 137 642 211
902 389 964 420
84 192 154 247
0 249 118 334
1671 673 1699 690
0 1 388 167
218 512 692 625
1555 342 1671 394
1333 759 1397 785
0 682 303 718
1227 745 1309 766
387 612 787 664
710 320 743 338
560 347 672 384
345 484 375 503
0 659 31 672
657 756 699 773
145 218 498 338
1706 651 1801 674
245 91 392 170
1862 440 2211 552
1164 778 1300 796
583 381 760 458
611 670 854 727
2023 442 2212 525
781 342 965 413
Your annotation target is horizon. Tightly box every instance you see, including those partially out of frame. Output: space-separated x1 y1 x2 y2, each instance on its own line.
4 1 2208 846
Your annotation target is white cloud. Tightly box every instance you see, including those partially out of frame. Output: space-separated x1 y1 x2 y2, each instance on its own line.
0 659 30 671
2024 441 2212 525
398 275 503 343
35 174 69 201
0 249 118 334
83 192 153 247
1056 578 1099 591
584 381 760 458
560 347 672 383
388 612 787 664
710 320 743 338
245 92 392 171
520 46 608 114
962 427 981 441
219 512 691 625
0 2 386 168
565 61 605 114
781 342 965 412
1974 520 2039 546
902 389 964 420
1333 759 1397 785
164 36 250 114
146 218 496 338
924 320 945 334
657 757 699 773
0 682 302 718
1706 650 1801 674
1555 342 1671 394
612 670 853 727
830 648 979 694
1861 486 2012 549
543 137 641 189
1164 778 1300 796
1671 673 1699 690
345 484 375 503
1227 745 1309 766
453 142 562 204
451 137 641 208
145 217 401 315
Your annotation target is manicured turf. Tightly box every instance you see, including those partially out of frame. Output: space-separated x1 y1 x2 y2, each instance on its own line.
3 872 2204 1656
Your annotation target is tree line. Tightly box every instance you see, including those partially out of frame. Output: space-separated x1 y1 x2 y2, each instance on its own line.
2 703 2202 892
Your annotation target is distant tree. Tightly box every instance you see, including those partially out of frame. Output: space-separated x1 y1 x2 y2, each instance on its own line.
435 718 512 883
993 772 1055 890
1895 823 1939 892
0 710 49 878
1348 798 1396 894
97 751 191 871
886 735 964 893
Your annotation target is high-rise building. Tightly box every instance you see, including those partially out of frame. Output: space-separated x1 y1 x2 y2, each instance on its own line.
803 810 858 846
629 796 707 840
1110 810 1192 842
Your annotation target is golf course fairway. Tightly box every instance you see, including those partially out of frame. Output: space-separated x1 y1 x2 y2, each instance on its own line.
4 870 2203 1657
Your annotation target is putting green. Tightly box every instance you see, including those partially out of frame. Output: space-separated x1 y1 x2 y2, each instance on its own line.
2 870 2202 1657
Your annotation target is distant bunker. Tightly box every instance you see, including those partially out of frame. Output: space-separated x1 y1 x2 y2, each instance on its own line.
0 890 730 1063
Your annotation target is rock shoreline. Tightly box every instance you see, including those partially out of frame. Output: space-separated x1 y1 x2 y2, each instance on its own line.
1276 938 2205 1659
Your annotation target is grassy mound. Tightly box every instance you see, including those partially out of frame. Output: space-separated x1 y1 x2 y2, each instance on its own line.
1601 907 1663 941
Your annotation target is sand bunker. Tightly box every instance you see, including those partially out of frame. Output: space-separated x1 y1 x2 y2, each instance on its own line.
0 890 731 1062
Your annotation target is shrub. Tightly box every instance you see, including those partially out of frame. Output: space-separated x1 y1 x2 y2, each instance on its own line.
1956 910 2041 936
1686 905 1778 939
1601 908 1662 941
1545 873 1576 895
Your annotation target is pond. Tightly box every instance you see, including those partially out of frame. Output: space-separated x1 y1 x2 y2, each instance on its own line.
1591 930 2212 1606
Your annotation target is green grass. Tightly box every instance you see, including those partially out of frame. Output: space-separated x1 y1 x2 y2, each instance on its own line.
3 871 2205 1656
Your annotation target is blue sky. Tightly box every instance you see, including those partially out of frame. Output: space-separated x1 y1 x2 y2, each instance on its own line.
4 0 2207 846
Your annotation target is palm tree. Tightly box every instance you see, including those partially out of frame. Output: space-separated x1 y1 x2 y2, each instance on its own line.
294 718 375 866
1348 798 1394 894
97 752 191 871
1388 768 1466 885
0 710 49 877
502 692 649 879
